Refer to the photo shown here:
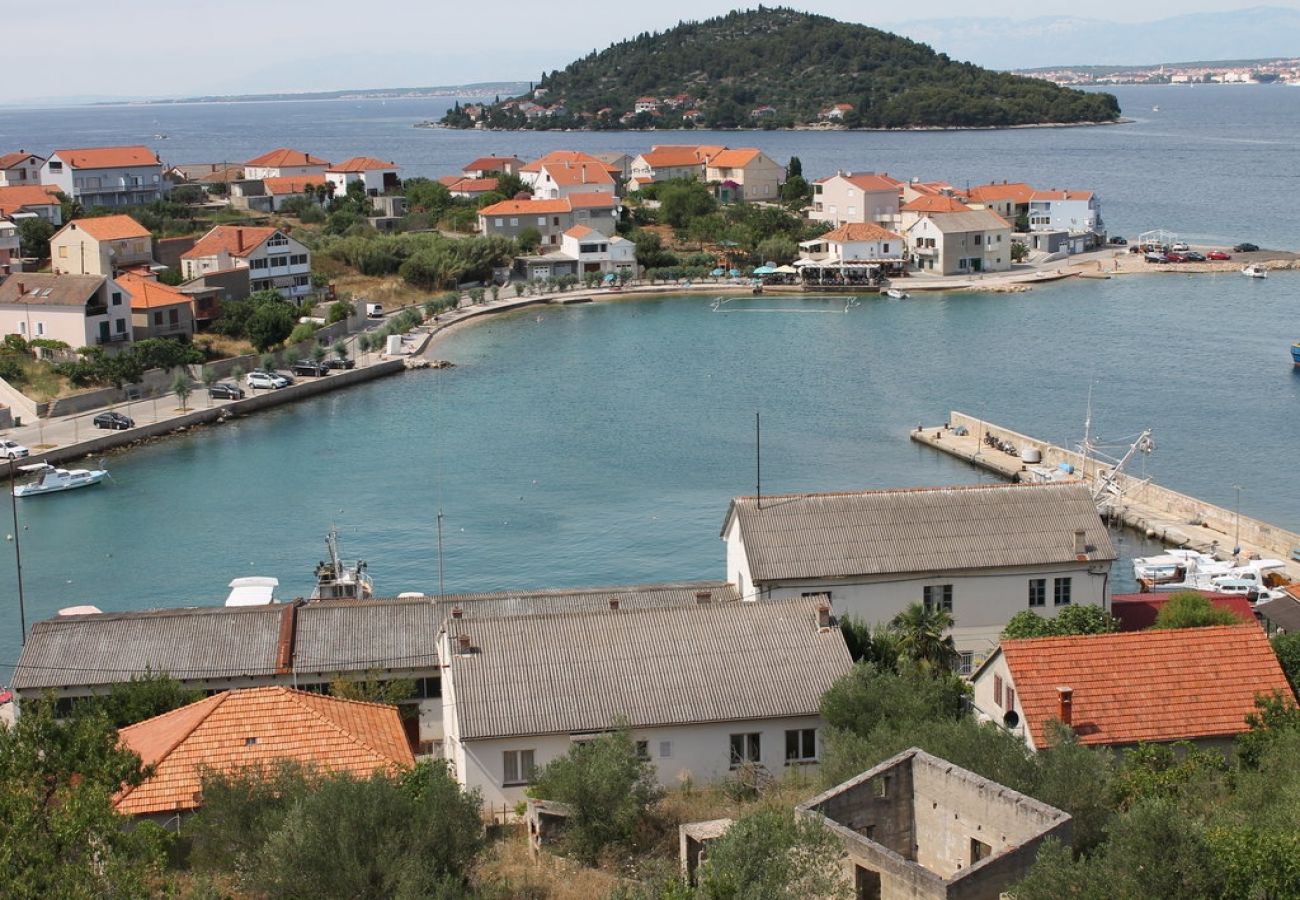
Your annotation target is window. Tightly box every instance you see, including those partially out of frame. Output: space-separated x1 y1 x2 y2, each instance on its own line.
115 318 126 333
729 733 761 767
959 651 974 676
509 217 518 227
971 837 991 864
658 740 673 759
153 312 163 326
494 217 504 227
35 322 44 336
1054 577 1072 606
267 234 289 248
111 291 122 305
168 309 179 325
502 749 536 786
250 258 268 270
49 161 63 172
1028 578 1046 608
58 246 67 258
1005 686 1016 710
293 274 310 287
270 256 288 268
635 740 650 761
17 322 25 335
536 217 546 226
785 728 817 763
882 243 890 253
923 584 953 614
289 253 307 266
993 674 1004 708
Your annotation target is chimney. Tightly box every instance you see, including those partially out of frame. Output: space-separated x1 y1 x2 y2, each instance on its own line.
17 281 25 296
695 590 712 604
609 597 620 610
1057 687 1073 727
236 229 244 252
457 633 471 655
451 605 463 619
1073 528 1087 558
817 603 831 628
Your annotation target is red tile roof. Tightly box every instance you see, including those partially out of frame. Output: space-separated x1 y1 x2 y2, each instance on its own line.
840 173 903 192
565 225 596 239
902 195 972 214
1110 592 1258 631
567 192 617 209
999 624 1292 748
115 686 413 816
444 177 500 194
181 225 280 260
540 161 614 187
464 156 523 173
640 146 710 168
706 148 764 168
519 151 619 175
62 215 150 242
245 148 329 168
966 182 1036 204
115 272 190 310
1030 189 1094 201
0 184 63 215
51 146 161 170
0 151 41 169
479 198 573 216
820 222 902 243
262 174 326 196
328 156 397 173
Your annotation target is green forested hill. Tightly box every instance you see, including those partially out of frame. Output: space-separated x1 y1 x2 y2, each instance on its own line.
442 7 1120 130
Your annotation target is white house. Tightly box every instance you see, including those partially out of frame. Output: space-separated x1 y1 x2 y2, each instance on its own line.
440 597 853 810
0 219 20 272
0 151 45 187
556 225 637 276
809 172 902 228
41 146 166 208
1027 190 1102 236
628 145 719 184
519 151 619 192
325 157 400 198
262 175 327 211
721 482 1115 669
798 222 903 264
180 226 312 302
243 148 329 181
0 185 63 225
531 160 616 200
0 272 133 349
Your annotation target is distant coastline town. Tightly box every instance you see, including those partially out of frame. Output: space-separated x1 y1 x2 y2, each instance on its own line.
3 126 1300 897
1020 56 1300 86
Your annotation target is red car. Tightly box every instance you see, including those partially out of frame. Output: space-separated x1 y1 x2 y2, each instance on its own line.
1207 250 1232 261
1163 252 1186 263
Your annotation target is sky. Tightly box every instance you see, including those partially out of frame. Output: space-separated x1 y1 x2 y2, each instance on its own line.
10 0 1300 102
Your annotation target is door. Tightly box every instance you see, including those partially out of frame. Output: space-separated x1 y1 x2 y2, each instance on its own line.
854 865 882 900
98 320 110 343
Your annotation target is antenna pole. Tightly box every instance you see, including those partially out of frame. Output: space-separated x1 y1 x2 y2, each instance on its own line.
9 460 26 645
756 411 762 510
437 508 445 601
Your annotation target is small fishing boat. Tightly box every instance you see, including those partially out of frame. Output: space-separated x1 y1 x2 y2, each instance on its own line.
12 461 108 497
884 288 910 299
1291 342 1300 367
1242 264 1268 279
311 528 374 601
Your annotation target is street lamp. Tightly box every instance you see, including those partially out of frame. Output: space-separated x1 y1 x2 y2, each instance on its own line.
7 458 27 645
1233 484 1242 560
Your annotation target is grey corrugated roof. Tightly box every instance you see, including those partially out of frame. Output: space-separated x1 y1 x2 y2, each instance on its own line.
724 482 1115 583
294 597 442 674
0 273 105 307
431 580 739 623
13 605 284 691
906 209 1011 233
1256 595 1300 633
450 597 853 740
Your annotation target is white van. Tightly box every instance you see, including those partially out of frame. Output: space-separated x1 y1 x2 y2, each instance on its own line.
365 302 383 318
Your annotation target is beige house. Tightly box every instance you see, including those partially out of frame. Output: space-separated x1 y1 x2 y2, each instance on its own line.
50 215 153 277
809 172 902 228
116 272 195 341
0 272 132 349
904 209 1014 275
704 148 784 202
628 145 721 184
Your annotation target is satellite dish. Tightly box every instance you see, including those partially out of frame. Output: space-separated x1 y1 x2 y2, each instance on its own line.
1003 710 1020 729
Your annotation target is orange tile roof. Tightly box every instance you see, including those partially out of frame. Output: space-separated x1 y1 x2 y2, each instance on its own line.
967 182 1036 204
641 146 709 168
245 148 329 168
445 177 500 193
707 148 763 168
902 195 972 213
0 151 42 169
263 174 326 195
464 156 523 173
1030 189 1094 201
181 225 280 260
567 192 617 209
841 173 902 192
115 272 190 310
819 222 903 243
329 156 397 173
540 161 614 187
115 686 413 816
479 198 573 216
0 184 63 214
999 625 1292 749
51 146 161 170
62 214 151 242
565 225 596 239
520 151 619 174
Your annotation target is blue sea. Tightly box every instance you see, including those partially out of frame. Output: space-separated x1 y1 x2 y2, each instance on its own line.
0 84 1297 671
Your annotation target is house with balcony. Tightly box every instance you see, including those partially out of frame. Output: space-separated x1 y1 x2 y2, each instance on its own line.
116 271 195 341
0 185 64 225
0 219 19 273
462 156 524 178
531 160 616 200
41 146 166 209
634 96 660 114
1027 190 1103 251
904 208 1013 275
722 482 1114 667
326 157 400 198
703 148 784 202
628 145 722 184
897 194 974 233
808 172 902 227
50 215 153 277
180 226 312 302
796 222 906 283
0 272 132 349
514 224 638 281
0 151 45 187
242 148 329 181
479 194 619 247
519 151 620 191
964 182 1035 229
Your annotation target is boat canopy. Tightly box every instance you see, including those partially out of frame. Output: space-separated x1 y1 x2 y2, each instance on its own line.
225 576 280 607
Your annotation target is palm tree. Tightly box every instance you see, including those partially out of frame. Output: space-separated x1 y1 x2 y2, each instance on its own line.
889 602 958 674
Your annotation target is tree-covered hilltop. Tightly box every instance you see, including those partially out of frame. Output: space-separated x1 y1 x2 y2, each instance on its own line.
441 7 1120 131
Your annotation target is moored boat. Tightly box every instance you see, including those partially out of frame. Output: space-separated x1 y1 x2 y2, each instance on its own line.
1241 264 1267 279
1291 342 1300 367
311 528 374 600
12 462 108 497
884 288 910 299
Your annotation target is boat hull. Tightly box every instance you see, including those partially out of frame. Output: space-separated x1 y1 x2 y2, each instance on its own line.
13 471 107 497
1292 344 1300 367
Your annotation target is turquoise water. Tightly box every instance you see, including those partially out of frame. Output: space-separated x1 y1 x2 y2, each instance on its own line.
2 271 1297 671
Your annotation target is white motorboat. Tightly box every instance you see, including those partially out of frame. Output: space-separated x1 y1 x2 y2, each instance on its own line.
1133 549 1231 590
1242 264 1268 279
12 462 108 497
884 288 910 299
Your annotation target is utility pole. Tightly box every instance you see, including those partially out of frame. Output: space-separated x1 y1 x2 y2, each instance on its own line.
755 411 762 510
8 459 26 644
1233 484 1242 559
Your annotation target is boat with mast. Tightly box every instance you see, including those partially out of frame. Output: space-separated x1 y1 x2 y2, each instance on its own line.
311 528 374 600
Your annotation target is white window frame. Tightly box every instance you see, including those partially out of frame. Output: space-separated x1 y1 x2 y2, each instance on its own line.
502 748 536 786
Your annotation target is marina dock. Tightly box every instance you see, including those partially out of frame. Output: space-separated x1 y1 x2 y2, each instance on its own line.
913 411 1300 581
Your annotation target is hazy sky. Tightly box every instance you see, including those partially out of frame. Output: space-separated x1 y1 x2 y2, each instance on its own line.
13 0 1299 100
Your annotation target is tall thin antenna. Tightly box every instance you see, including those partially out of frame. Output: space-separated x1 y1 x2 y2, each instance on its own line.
756 411 762 510
436 509 445 600
8 460 26 645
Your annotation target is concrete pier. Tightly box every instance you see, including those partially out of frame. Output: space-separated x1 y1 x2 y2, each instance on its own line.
912 410 1300 581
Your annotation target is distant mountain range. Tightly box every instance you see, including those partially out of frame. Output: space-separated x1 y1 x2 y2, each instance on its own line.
892 6 1300 70
119 83 529 106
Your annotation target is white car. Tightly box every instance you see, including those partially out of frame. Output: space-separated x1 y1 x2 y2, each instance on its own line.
246 371 291 390
1171 241 1190 252
1 439 29 459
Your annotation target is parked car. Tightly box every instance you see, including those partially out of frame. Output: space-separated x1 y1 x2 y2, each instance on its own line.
1171 241 1190 252
1234 243 1260 253
1144 252 1167 263
1182 251 1206 262
1109 236 1128 245
325 356 356 370
0 439 29 459
291 359 330 377
1207 250 1232 261
208 382 245 400
246 371 291 390
1163 252 1187 263
365 302 384 318
93 411 134 430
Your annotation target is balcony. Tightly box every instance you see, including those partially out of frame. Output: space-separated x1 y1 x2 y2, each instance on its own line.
97 332 130 345
85 304 108 317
